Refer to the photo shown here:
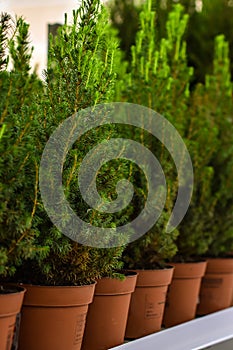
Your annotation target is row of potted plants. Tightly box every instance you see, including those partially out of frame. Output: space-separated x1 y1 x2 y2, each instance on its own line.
0 0 232 349
1 260 232 349
115 0 233 329
1 259 232 349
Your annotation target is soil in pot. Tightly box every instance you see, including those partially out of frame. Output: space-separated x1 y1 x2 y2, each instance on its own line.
197 258 233 315
18 283 95 350
125 266 174 339
81 271 137 350
0 285 25 350
163 261 207 327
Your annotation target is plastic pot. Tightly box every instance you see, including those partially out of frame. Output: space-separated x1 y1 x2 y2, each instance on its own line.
18 283 95 350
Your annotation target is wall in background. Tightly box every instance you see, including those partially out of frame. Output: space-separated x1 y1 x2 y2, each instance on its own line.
0 0 80 76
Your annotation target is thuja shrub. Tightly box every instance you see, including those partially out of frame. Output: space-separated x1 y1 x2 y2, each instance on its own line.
0 13 47 278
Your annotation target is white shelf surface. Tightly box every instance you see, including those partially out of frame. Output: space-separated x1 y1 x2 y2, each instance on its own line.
110 307 233 350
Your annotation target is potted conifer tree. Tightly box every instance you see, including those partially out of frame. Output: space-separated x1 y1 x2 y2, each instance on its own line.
163 36 232 326
0 12 43 350
1 1 136 350
109 0 232 329
112 1 199 338
116 1 222 329
196 35 233 316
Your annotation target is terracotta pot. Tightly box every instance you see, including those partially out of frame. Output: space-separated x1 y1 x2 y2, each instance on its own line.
82 272 137 350
0 285 25 350
163 261 207 327
18 283 95 350
125 267 174 339
197 258 233 315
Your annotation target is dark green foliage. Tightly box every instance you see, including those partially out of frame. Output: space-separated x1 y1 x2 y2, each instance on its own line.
116 0 233 263
176 35 233 259
117 1 191 267
1 2 129 285
108 0 233 84
185 0 233 84
1 0 232 284
17 0 130 285
204 35 233 256
109 0 141 60
0 14 48 277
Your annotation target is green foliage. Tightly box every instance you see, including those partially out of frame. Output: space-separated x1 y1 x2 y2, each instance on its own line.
0 2 129 285
117 1 194 267
109 0 233 85
0 13 48 277
204 35 233 256
116 0 233 263
15 0 130 285
1 0 232 284
185 0 233 84
176 34 233 258
109 0 141 59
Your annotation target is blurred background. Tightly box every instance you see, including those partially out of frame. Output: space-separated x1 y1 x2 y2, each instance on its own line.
0 0 80 75
0 0 232 81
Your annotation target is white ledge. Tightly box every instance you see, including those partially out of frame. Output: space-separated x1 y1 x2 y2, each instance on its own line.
110 307 233 350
